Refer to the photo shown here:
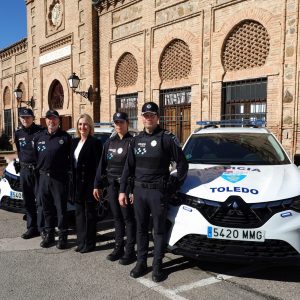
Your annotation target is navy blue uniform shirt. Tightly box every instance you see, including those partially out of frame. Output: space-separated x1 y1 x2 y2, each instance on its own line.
120 126 188 193
94 132 133 189
14 123 43 164
33 128 72 174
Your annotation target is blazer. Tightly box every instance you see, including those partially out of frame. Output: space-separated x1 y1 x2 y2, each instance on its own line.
71 135 103 203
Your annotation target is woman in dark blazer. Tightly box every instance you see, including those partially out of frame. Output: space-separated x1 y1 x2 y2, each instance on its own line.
71 113 103 253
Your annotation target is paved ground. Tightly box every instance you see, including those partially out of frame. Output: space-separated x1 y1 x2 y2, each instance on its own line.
0 209 299 300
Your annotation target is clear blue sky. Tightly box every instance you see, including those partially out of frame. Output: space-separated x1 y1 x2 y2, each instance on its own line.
0 0 27 50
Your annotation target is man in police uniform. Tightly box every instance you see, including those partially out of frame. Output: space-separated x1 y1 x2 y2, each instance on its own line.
14 108 44 239
119 102 188 282
34 110 72 249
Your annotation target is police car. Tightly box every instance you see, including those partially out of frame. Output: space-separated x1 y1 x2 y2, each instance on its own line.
167 120 300 262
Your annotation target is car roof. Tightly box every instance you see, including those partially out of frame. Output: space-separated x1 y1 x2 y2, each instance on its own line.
192 127 270 135
67 126 114 134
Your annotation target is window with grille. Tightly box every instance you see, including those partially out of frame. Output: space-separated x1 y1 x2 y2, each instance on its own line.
116 93 138 129
222 78 267 121
4 109 12 138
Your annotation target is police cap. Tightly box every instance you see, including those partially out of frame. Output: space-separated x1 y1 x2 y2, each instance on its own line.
45 110 60 119
19 108 34 117
141 102 159 115
113 112 129 122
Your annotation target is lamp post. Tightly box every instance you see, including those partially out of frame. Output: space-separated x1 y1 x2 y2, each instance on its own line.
14 88 35 108
68 72 93 102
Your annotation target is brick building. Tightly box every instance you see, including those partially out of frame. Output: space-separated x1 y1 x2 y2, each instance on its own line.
1 0 300 156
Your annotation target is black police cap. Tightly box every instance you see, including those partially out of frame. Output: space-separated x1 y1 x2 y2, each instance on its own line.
113 112 129 122
141 102 159 114
45 110 60 118
19 108 34 117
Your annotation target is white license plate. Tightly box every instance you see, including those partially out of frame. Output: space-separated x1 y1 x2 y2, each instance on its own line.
10 191 23 200
207 226 265 242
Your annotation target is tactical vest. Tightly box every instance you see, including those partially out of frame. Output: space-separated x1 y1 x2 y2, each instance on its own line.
107 137 130 179
134 130 170 178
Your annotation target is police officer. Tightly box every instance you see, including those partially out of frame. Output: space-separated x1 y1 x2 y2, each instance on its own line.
14 108 44 239
94 112 136 265
34 110 72 249
119 102 188 282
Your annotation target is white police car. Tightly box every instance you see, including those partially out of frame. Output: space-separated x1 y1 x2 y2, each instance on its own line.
167 120 300 262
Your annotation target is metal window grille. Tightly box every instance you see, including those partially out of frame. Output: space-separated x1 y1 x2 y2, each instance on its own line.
222 78 267 122
4 109 12 138
116 93 138 129
159 87 191 143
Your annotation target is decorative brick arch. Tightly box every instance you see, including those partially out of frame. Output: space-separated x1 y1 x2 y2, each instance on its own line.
115 52 138 88
222 20 270 71
43 72 70 114
110 43 143 95
3 86 11 109
212 8 281 82
159 39 192 81
152 29 200 89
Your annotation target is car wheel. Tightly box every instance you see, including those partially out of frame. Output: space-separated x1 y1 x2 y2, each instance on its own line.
96 189 110 221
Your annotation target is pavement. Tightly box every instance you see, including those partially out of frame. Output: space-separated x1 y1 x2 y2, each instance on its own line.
0 208 299 300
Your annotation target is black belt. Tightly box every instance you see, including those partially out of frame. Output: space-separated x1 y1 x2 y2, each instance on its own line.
134 181 163 189
39 170 66 177
20 162 36 169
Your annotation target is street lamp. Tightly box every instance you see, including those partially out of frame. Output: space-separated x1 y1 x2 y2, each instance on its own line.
68 72 93 102
14 88 23 101
14 88 35 108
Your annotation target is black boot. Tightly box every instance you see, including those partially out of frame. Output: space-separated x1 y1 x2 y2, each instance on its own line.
56 234 68 250
130 262 147 278
21 228 39 239
40 232 55 248
119 250 136 265
152 262 166 283
106 244 124 261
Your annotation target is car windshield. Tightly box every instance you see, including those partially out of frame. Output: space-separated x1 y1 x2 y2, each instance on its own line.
184 133 290 165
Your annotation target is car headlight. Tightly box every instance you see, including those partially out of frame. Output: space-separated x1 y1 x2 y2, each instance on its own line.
290 196 300 212
169 193 207 208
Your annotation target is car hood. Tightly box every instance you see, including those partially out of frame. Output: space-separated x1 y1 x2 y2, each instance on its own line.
4 160 19 177
178 164 300 203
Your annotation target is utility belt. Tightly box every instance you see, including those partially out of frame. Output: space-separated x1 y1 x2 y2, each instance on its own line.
39 170 66 177
20 162 36 170
107 177 121 186
134 180 165 190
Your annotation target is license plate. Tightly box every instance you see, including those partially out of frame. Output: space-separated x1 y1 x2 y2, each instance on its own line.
10 191 23 200
207 226 265 242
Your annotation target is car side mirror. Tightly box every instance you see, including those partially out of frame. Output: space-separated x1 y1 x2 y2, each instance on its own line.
294 154 300 166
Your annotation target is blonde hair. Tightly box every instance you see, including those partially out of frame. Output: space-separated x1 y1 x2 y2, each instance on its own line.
76 113 94 137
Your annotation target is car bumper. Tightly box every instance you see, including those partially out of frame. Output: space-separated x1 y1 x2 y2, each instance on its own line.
167 204 300 262
0 178 25 213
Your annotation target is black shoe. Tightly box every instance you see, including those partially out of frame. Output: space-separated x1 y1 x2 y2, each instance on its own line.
40 233 55 248
75 246 84 252
56 235 68 250
152 264 166 283
40 230 46 240
106 246 124 261
130 262 147 278
21 229 39 239
80 246 95 254
119 253 137 265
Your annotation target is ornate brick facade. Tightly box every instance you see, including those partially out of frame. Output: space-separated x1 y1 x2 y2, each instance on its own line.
1 0 300 156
